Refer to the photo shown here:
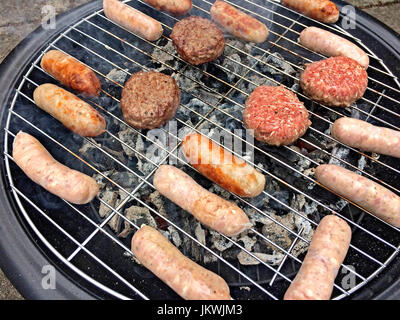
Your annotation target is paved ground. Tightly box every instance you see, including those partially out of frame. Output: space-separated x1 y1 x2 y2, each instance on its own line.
0 0 399 300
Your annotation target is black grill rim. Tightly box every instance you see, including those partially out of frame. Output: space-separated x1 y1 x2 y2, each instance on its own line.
0 0 399 300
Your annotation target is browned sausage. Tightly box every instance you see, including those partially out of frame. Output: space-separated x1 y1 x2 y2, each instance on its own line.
131 225 231 300
13 132 99 205
141 0 192 16
210 1 268 43
331 117 400 158
281 0 339 23
153 165 252 236
315 164 400 227
284 215 351 300
40 50 101 97
181 132 266 198
299 27 369 68
103 0 163 41
33 84 106 137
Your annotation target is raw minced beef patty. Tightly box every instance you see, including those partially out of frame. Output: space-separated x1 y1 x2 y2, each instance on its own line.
170 16 225 65
120 71 180 129
300 56 368 107
243 85 311 146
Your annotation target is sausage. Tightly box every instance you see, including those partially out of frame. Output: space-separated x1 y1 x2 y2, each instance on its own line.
299 27 369 68
33 84 106 137
331 117 400 158
141 0 192 16
40 50 101 97
153 165 252 236
12 132 99 205
131 225 231 300
210 0 268 43
103 0 163 41
281 0 339 23
284 215 351 300
315 164 400 227
181 132 266 198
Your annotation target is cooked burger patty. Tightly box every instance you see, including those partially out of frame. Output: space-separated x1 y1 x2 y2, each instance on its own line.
300 56 368 107
170 16 225 65
243 85 311 146
120 71 180 129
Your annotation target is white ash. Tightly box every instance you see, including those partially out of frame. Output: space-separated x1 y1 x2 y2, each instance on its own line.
194 89 222 106
238 235 257 251
290 193 306 212
238 73 276 92
109 171 138 189
152 40 176 63
357 156 367 173
303 201 319 217
303 167 316 179
262 219 292 252
99 189 118 218
117 128 159 176
256 52 296 76
167 225 182 248
330 198 349 212
79 137 99 154
223 39 252 57
119 205 157 238
296 157 311 172
148 190 168 218
106 68 129 85
203 251 219 264
108 213 121 233
96 187 122 233
178 66 204 90
237 250 284 266
125 205 157 229
208 184 233 202
240 286 251 292
210 230 235 252
222 53 243 82
93 169 114 190
247 207 275 226
329 146 350 166
177 98 210 119
292 226 314 257
78 138 114 171
260 209 314 260
294 214 313 236
118 128 138 158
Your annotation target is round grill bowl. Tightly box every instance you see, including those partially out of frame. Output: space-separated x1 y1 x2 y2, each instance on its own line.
0 0 400 300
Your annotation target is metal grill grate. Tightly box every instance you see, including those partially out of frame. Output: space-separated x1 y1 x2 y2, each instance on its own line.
3 0 400 300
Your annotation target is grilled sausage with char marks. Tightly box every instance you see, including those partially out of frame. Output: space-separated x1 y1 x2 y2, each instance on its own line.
181 132 266 198
33 83 106 137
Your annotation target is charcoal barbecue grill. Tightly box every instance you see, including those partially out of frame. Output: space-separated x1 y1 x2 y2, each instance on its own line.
1 0 400 300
